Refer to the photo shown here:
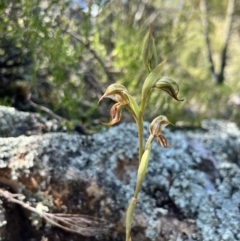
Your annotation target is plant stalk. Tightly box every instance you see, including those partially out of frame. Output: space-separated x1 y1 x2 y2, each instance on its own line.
137 100 147 165
137 117 143 164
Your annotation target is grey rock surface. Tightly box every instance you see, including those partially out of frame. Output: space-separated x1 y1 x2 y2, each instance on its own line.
0 106 64 137
0 106 240 241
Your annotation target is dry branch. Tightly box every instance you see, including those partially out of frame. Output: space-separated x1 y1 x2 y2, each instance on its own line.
0 188 110 236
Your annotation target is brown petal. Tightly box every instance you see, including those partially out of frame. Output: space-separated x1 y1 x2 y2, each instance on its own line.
156 134 168 148
101 103 123 126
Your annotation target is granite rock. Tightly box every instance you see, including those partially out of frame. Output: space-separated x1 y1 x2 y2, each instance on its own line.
0 106 240 241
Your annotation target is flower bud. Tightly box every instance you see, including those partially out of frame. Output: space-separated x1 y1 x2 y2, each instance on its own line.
142 24 158 72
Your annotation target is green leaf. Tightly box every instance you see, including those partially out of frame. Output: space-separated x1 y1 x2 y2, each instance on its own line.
137 148 151 184
141 60 167 101
126 197 137 241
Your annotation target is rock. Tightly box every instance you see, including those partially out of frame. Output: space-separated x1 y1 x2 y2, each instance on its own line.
0 106 240 241
0 106 64 137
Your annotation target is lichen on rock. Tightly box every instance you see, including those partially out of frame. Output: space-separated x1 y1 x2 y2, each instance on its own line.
0 107 240 241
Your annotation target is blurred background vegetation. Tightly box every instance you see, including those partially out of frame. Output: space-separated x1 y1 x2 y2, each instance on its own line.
0 0 240 132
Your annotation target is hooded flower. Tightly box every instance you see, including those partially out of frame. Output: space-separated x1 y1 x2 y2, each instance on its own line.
149 115 172 147
98 83 139 126
141 61 184 105
154 76 184 101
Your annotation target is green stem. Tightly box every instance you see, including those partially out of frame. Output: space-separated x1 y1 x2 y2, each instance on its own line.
137 100 147 164
137 117 143 165
126 197 137 241
134 135 153 198
133 177 141 199
126 92 149 241
125 135 153 241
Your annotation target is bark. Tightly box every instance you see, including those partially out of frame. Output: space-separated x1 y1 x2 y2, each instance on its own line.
200 0 216 81
218 0 236 84
200 0 236 84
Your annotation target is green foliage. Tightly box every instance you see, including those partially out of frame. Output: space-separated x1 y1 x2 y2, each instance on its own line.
0 0 240 129
0 0 103 125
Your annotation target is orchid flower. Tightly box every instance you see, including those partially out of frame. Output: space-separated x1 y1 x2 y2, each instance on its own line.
154 76 184 101
149 115 172 148
98 84 139 126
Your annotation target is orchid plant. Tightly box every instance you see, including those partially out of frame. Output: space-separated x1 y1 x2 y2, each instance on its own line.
98 26 183 241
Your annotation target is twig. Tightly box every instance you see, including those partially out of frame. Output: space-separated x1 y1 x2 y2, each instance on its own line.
0 188 110 236
29 100 66 122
